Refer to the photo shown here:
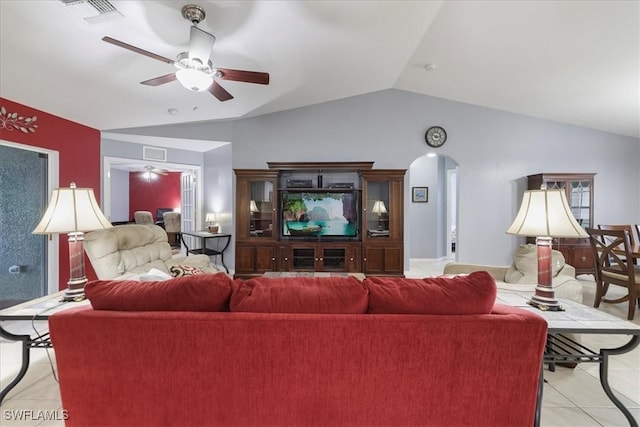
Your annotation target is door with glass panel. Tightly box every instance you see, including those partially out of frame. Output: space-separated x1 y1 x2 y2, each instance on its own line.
0 143 48 308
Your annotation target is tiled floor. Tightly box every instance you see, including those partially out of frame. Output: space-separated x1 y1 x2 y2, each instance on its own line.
1 258 638 426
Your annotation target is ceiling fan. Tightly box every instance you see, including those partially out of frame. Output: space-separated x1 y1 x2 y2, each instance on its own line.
144 165 169 176
102 4 269 101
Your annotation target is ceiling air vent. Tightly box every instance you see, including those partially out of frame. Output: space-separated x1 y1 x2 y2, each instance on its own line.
60 0 123 24
143 146 167 163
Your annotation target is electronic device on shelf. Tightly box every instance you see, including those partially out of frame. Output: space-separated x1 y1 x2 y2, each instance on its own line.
327 183 354 189
286 179 313 188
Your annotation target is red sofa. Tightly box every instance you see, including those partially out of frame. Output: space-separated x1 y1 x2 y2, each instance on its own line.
49 272 547 427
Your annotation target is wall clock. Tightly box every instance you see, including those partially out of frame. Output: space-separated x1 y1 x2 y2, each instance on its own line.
425 126 447 148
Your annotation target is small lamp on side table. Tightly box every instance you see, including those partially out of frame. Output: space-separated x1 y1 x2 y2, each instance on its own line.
371 200 388 230
506 187 588 311
205 212 219 233
249 200 259 232
32 183 112 302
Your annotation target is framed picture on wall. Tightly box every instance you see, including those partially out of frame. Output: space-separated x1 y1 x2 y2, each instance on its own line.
412 187 428 203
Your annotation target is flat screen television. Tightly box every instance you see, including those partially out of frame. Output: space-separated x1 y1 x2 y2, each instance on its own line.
280 191 359 239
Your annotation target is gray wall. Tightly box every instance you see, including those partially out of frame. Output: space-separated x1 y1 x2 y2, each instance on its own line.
101 138 204 167
109 168 129 222
408 154 439 258
108 89 640 267
202 144 234 268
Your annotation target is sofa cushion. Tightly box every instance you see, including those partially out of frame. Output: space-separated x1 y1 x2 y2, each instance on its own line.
365 271 497 314
85 272 233 311
230 276 369 313
505 243 566 284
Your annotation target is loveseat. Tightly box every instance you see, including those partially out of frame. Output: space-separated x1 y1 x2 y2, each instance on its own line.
49 272 548 427
443 244 583 303
83 224 216 279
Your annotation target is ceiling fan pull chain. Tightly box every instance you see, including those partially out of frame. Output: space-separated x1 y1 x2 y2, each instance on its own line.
192 91 199 111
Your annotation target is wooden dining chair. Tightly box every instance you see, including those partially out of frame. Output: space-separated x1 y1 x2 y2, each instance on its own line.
586 227 640 320
598 224 636 265
598 224 635 245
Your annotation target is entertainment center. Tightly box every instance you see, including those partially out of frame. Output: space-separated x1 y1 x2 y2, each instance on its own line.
234 162 406 278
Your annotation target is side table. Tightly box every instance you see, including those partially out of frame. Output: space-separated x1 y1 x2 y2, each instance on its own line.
0 291 90 404
497 290 640 427
181 231 231 273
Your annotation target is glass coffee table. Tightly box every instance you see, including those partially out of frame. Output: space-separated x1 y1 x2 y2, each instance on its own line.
497 291 640 427
0 291 90 404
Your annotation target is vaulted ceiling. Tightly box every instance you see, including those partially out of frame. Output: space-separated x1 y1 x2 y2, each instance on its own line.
1 1 638 139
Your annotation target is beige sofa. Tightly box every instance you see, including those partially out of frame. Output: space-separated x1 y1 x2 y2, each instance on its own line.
443 244 583 304
84 224 217 279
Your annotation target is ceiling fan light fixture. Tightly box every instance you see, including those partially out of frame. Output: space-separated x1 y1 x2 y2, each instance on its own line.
176 68 213 92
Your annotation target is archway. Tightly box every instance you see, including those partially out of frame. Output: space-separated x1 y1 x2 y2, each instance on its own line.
407 152 459 262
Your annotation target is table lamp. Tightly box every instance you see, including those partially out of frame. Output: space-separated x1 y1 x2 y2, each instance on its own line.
371 200 387 230
33 183 112 302
506 187 588 311
205 212 219 233
249 200 259 232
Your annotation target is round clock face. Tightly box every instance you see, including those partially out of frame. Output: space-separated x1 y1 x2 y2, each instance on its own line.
425 126 447 148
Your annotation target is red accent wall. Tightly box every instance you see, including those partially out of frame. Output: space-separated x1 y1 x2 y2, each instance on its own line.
129 172 181 220
0 97 101 288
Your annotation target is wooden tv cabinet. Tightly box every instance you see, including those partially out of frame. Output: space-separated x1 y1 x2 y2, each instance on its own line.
233 162 406 278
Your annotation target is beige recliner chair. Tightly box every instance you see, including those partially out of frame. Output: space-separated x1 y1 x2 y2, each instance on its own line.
134 211 154 225
443 244 583 303
163 212 181 248
84 224 216 280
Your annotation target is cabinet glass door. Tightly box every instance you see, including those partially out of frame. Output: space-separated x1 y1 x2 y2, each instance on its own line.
249 180 275 239
365 181 390 238
545 179 591 228
569 181 591 227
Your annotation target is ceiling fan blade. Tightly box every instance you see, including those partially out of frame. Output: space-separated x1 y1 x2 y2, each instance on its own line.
141 73 177 86
152 168 169 175
215 68 270 85
208 81 234 102
189 26 216 63
102 36 175 65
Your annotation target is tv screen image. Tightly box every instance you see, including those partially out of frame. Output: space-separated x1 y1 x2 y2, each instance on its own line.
281 192 358 238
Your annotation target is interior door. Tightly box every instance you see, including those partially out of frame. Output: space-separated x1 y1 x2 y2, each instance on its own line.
181 172 197 249
0 143 48 307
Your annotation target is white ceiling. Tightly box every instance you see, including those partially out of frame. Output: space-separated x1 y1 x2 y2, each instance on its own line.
1 0 638 141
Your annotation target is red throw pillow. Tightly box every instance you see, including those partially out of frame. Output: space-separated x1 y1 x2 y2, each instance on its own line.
365 271 497 314
85 272 232 311
230 276 369 313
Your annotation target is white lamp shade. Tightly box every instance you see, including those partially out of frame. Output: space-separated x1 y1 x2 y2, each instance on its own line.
506 189 588 238
371 200 388 214
176 69 213 92
33 184 112 234
249 200 259 213
205 213 216 223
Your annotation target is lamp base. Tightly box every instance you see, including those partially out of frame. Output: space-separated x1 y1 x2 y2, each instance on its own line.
61 233 88 302
60 279 87 302
527 236 565 312
60 288 86 302
527 297 564 312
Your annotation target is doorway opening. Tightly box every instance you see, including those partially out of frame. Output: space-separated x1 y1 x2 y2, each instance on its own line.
102 156 203 250
407 152 458 266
